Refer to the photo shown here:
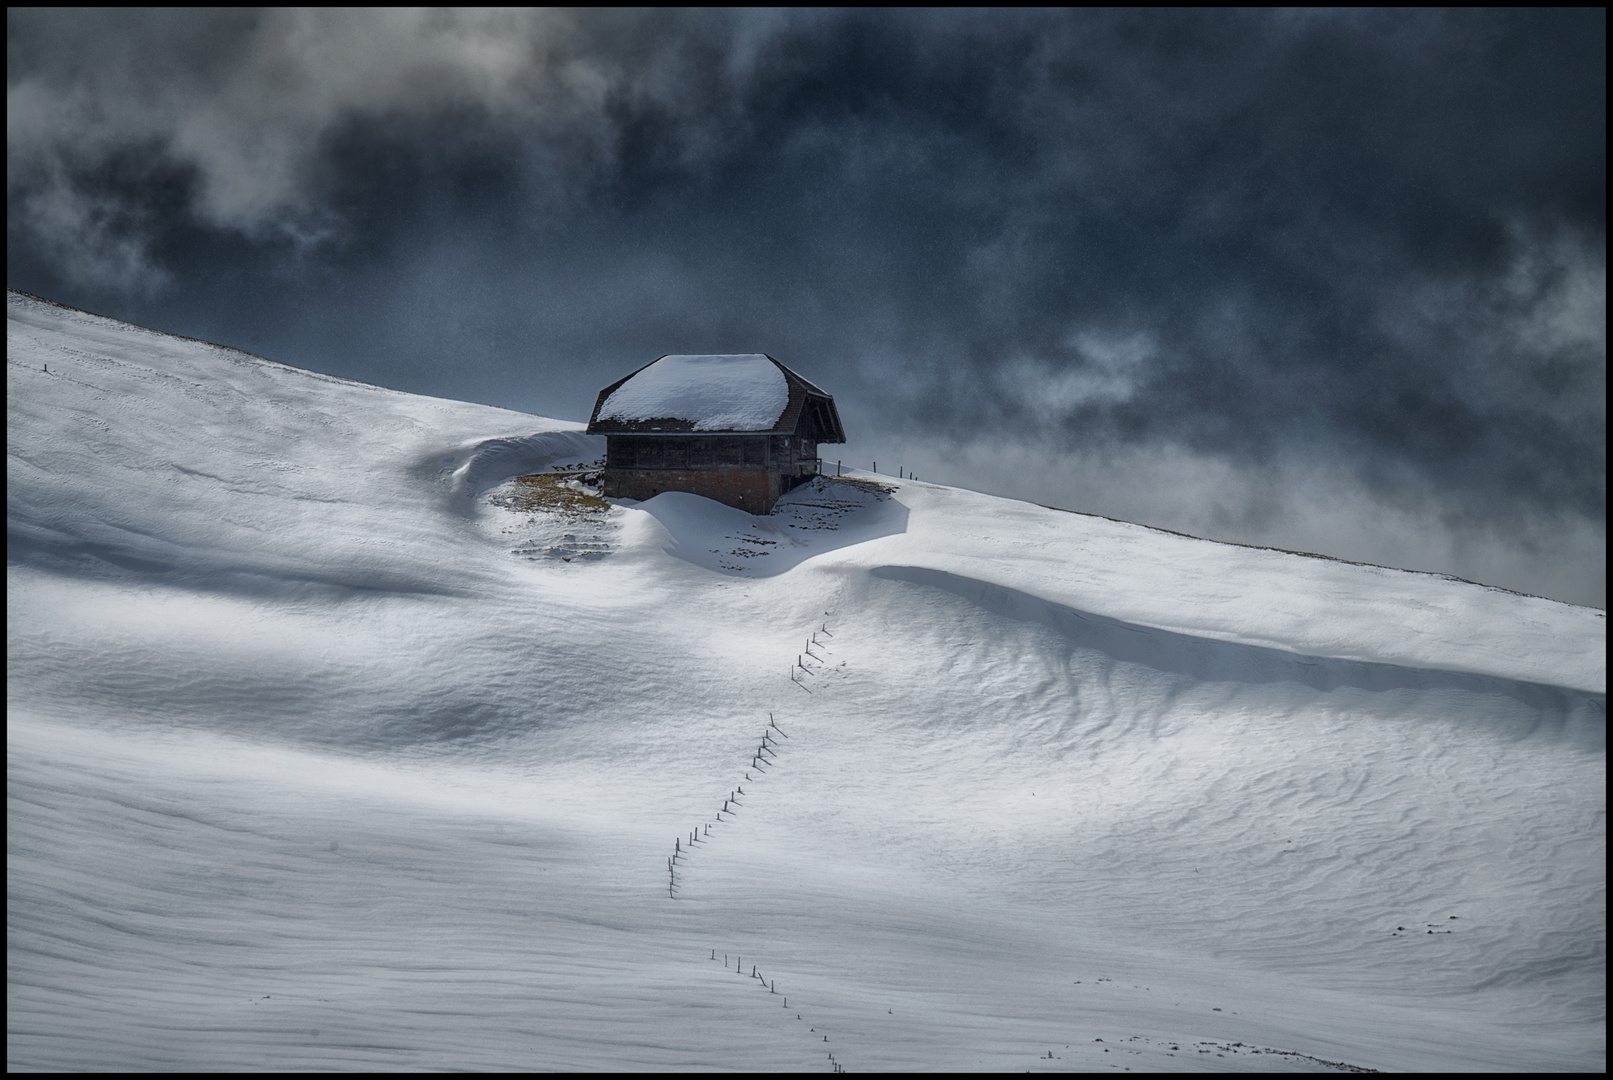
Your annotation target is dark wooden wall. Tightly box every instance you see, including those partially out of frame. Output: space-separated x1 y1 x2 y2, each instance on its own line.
607 434 817 475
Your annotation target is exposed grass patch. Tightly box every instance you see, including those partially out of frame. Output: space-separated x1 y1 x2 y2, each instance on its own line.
494 473 611 518
816 476 896 496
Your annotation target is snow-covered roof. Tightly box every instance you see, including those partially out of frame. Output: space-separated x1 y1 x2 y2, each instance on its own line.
586 353 846 441
597 354 787 432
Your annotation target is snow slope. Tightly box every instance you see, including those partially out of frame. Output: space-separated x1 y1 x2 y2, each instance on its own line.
7 290 1605 1072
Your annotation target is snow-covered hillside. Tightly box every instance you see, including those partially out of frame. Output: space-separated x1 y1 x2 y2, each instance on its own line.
7 290 1605 1072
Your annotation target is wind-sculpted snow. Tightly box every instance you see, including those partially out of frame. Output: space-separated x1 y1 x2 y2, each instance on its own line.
447 429 603 498
6 290 581 599
873 564 1605 734
635 478 909 577
7 291 1605 1071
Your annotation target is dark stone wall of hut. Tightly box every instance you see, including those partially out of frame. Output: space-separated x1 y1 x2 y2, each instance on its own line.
602 433 822 513
604 467 784 512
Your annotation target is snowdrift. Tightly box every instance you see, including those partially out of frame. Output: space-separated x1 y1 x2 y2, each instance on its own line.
449 430 603 498
7 290 1605 1072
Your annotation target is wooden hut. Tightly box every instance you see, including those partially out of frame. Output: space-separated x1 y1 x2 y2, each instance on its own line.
585 354 846 514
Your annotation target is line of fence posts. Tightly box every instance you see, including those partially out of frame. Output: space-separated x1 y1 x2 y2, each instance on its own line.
713 943 849 1069
830 459 918 482
673 627 824 891
793 623 834 690
680 625 850 1067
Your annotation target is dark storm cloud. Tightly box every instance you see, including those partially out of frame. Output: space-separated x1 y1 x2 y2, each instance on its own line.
7 8 1606 603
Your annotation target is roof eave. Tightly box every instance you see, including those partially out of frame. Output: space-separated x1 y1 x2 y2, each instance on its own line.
589 421 786 435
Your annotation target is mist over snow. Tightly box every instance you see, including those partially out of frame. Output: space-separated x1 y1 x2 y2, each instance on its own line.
6 292 1605 1071
6 8 1605 607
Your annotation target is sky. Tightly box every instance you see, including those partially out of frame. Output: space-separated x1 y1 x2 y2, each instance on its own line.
7 8 1606 607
